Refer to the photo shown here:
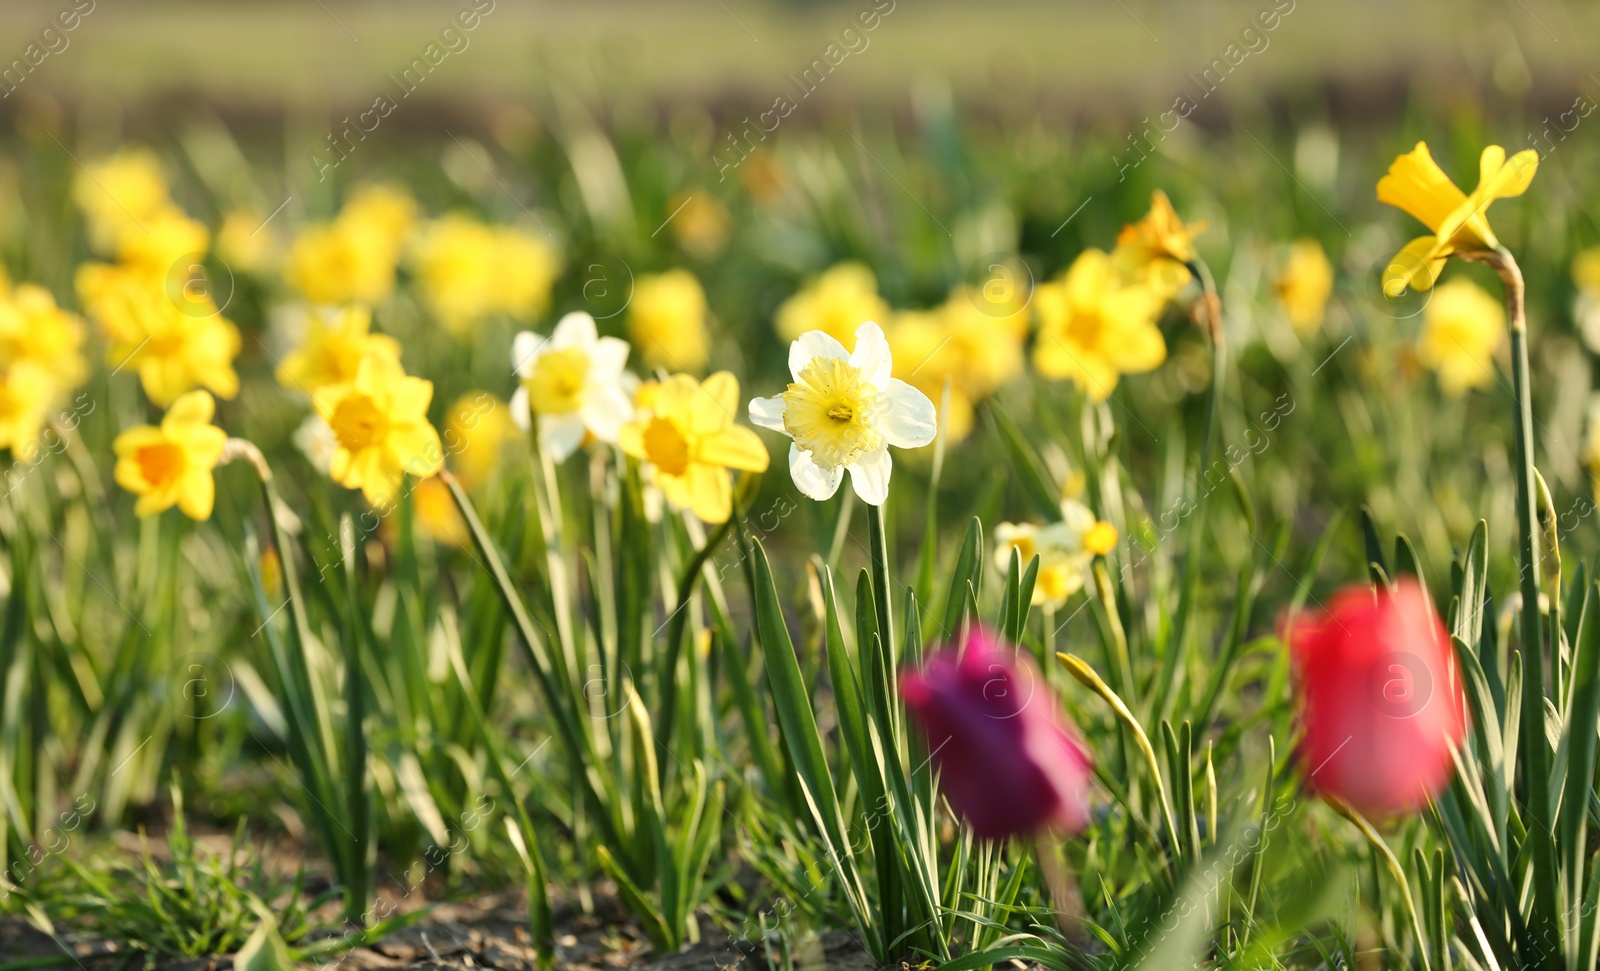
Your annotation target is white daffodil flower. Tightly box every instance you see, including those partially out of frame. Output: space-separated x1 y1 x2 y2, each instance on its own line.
993 499 1118 609
748 321 936 505
511 311 634 461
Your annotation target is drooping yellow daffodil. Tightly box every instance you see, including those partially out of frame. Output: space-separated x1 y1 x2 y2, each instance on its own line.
1417 277 1506 396
113 390 229 520
76 263 241 407
1113 190 1206 299
619 371 769 523
993 500 1118 609
511 312 634 461
628 269 711 373
313 349 444 508
1377 142 1538 296
1032 249 1166 403
775 262 891 350
749 321 936 505
1275 239 1335 336
275 305 400 395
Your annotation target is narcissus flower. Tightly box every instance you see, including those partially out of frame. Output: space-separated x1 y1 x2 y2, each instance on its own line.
1032 249 1165 403
113 390 228 520
76 263 241 407
313 349 444 508
0 366 55 458
511 312 634 461
620 371 769 523
628 269 711 373
0 283 88 399
774 262 890 349
1417 277 1505 396
444 391 517 489
1275 239 1335 336
668 192 731 259
1377 142 1538 295
410 214 559 333
901 628 1094 840
994 500 1118 608
275 305 400 395
749 321 936 505
287 184 418 306
1113 190 1205 299
887 289 1027 443
72 147 172 253
1288 580 1466 817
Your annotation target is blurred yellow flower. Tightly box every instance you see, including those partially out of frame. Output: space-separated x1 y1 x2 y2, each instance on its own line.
405 476 469 548
287 184 417 306
775 262 889 349
113 389 228 520
444 391 516 488
668 192 731 259
1113 190 1205 298
0 283 87 397
73 147 171 254
628 269 710 373
410 215 560 334
115 208 209 279
313 348 443 508
1377 142 1538 296
886 291 1026 443
216 208 277 274
76 262 241 406
1417 277 1505 396
0 365 55 458
1573 246 1600 297
619 371 768 523
275 305 399 395
1032 249 1165 402
1275 239 1334 336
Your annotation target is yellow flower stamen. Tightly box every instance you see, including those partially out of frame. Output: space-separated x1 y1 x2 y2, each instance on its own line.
782 356 882 469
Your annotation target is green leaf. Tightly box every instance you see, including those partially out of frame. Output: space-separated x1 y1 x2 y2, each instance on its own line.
233 914 293 971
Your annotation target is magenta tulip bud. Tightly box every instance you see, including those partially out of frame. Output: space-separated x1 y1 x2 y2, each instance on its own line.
900 628 1093 840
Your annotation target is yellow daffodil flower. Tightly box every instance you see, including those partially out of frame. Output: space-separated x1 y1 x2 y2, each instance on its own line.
402 476 469 548
73 147 172 254
775 262 890 349
1113 190 1205 298
993 500 1118 608
313 349 444 508
749 321 936 505
511 312 635 460
886 291 1026 444
1417 277 1506 396
275 305 400 395
1275 239 1335 336
76 263 241 407
628 269 711 373
410 214 500 332
1032 249 1166 402
0 283 87 397
287 184 417 306
113 389 228 519
215 208 278 274
0 365 55 458
1573 246 1600 298
619 371 769 523
668 192 731 259
486 224 559 321
1377 142 1538 296
115 207 210 279
444 391 517 489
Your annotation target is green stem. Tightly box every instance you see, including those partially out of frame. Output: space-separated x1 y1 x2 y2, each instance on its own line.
867 501 894 662
1155 259 1225 721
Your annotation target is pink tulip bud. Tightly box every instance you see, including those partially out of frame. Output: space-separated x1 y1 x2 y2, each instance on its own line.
1288 580 1466 816
900 628 1093 840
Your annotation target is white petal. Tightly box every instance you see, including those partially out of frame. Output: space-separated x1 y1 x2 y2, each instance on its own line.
849 321 892 390
748 395 789 433
789 330 850 381
789 443 843 501
551 312 598 349
581 385 634 443
1059 498 1095 532
879 378 937 449
512 331 544 378
541 413 587 460
589 336 631 378
846 445 892 506
510 386 533 431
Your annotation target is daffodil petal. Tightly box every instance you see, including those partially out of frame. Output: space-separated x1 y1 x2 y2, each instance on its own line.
789 330 850 382
698 424 769 472
849 321 892 390
541 412 587 460
684 462 733 523
879 378 937 449
590 336 631 378
512 331 544 377
789 443 843 500
580 385 633 443
509 386 533 432
748 395 787 433
1383 236 1449 296
846 445 892 506
550 311 598 349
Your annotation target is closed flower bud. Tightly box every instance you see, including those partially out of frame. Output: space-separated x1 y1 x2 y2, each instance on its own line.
901 628 1093 840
